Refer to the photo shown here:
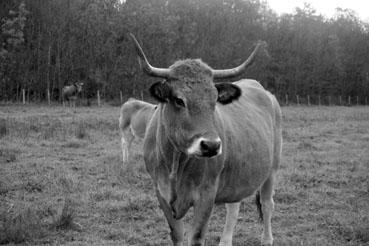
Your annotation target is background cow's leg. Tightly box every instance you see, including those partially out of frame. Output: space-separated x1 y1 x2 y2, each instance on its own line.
260 173 276 246
156 189 184 246
121 128 134 164
189 194 215 246
219 202 240 246
121 136 128 164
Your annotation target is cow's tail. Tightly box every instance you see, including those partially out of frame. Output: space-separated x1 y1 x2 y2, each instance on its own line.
255 191 263 222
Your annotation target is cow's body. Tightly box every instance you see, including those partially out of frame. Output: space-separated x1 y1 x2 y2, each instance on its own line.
118 98 156 164
129 34 282 246
62 82 83 107
144 80 281 245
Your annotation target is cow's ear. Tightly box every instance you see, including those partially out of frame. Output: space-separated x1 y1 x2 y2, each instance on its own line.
149 81 172 103
215 83 241 104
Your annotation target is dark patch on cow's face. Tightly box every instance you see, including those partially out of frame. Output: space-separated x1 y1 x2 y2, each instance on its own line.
215 83 241 104
149 81 173 103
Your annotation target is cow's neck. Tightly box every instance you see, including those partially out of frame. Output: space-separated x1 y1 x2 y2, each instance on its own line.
156 106 189 206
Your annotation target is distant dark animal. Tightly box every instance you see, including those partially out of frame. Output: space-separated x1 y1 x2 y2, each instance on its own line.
129 34 282 246
62 82 83 107
118 98 156 164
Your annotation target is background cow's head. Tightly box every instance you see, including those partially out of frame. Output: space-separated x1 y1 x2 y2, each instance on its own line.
130 34 261 158
74 82 84 93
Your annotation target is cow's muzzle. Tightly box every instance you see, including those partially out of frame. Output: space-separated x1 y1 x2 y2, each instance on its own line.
187 137 222 158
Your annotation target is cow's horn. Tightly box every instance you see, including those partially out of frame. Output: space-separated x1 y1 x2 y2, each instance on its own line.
129 33 172 78
212 41 263 79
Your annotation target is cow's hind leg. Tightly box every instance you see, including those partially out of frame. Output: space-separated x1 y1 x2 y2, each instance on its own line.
156 189 184 246
259 173 276 246
219 202 240 246
121 127 134 164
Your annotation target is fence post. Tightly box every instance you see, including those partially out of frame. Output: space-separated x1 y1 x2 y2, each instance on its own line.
120 91 123 104
22 89 25 104
296 95 299 105
285 94 288 105
318 95 321 106
47 89 51 105
97 90 101 106
348 96 351 105
307 95 310 106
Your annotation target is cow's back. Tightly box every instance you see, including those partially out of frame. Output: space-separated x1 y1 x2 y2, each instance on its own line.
120 99 156 138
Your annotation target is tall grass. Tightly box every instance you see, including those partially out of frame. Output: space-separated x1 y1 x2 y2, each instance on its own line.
0 204 45 244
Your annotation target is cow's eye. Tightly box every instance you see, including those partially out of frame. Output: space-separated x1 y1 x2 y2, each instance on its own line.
173 97 185 108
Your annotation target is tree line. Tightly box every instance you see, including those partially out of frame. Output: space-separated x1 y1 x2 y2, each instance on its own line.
1 0 369 104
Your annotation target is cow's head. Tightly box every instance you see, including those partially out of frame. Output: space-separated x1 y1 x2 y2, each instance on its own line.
130 34 261 158
74 82 84 93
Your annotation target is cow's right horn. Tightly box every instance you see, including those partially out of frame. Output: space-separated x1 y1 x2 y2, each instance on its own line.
212 41 263 79
130 33 172 78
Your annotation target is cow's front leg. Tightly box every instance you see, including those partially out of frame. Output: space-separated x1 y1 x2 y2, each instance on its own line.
156 189 184 246
189 192 215 246
219 202 240 246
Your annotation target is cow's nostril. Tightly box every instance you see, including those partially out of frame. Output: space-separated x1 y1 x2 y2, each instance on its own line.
200 140 221 153
200 140 209 151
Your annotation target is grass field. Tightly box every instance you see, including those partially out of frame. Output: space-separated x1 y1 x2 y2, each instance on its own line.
0 105 369 246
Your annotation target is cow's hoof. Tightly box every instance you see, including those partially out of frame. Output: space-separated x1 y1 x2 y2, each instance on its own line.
261 238 273 246
219 242 231 246
261 239 273 246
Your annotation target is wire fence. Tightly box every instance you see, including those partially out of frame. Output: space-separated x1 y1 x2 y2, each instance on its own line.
276 94 368 106
13 89 369 107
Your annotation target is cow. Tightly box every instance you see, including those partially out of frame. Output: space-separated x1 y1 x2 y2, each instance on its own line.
118 98 156 164
62 82 83 107
129 34 282 246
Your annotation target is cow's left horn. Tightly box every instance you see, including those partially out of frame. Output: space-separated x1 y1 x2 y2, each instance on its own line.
129 33 172 78
212 41 263 79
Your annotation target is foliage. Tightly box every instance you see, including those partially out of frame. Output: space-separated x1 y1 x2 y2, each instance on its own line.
0 0 368 102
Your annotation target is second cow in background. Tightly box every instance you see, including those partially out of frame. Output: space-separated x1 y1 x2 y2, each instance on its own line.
62 82 84 107
119 98 156 164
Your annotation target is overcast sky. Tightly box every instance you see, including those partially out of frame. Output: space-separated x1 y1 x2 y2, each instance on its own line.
266 0 369 21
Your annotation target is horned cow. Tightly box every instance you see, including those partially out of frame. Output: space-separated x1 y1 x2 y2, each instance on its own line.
119 98 156 164
129 34 282 246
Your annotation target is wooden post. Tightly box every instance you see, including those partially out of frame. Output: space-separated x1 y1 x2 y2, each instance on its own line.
307 95 310 106
318 95 321 106
97 90 100 106
47 89 51 105
285 94 288 105
22 89 25 104
357 96 359 106
120 91 123 104
296 95 299 105
339 95 342 106
348 96 351 105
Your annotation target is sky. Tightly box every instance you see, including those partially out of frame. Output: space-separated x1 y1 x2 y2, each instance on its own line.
266 0 369 21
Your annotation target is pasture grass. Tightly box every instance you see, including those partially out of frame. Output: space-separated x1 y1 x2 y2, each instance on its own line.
0 105 368 245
